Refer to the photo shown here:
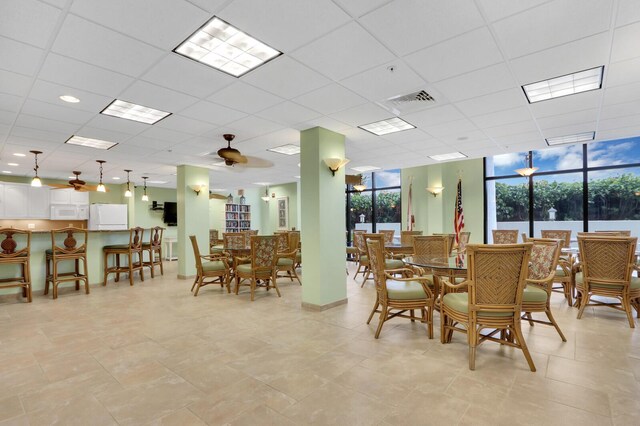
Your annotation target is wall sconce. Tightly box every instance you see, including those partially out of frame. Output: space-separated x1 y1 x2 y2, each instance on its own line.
426 186 444 197
190 184 206 196
324 158 350 176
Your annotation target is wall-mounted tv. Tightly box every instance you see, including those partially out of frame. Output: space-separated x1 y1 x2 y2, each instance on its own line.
163 202 177 226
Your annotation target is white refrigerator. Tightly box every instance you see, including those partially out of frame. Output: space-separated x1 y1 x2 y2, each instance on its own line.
88 204 128 230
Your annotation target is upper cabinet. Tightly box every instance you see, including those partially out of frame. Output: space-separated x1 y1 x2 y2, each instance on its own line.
3 184 29 219
28 186 50 218
50 188 89 205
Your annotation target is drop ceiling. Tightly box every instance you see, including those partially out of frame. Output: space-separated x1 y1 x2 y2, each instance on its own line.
2 0 640 190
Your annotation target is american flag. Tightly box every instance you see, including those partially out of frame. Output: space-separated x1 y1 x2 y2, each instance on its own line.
454 178 464 245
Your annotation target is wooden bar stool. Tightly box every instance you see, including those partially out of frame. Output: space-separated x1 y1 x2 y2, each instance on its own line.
0 228 32 302
45 228 89 299
103 227 144 286
142 226 163 278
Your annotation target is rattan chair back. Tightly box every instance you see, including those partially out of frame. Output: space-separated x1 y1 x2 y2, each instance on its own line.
250 235 278 272
458 231 471 252
147 226 163 249
190 235 204 273
353 230 366 254
366 238 388 304
433 233 455 255
379 230 395 245
527 238 561 282
400 230 423 246
0 228 31 258
594 230 631 236
578 236 637 283
274 232 289 253
540 230 571 248
128 227 144 251
413 235 449 258
492 229 519 244
50 227 87 257
223 232 245 250
287 230 300 252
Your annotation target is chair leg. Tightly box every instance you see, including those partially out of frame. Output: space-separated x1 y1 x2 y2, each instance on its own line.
75 259 80 291
577 290 589 319
193 276 203 296
525 312 534 327
564 282 573 307
139 253 144 282
44 258 50 296
367 298 379 324
190 277 198 292
158 248 164 275
149 250 155 279
374 307 387 339
545 308 566 341
272 277 281 297
235 275 240 295
440 311 448 344
225 272 231 294
128 254 134 286
103 251 109 286
410 309 416 322
83 255 90 294
250 279 255 301
427 305 434 339
513 325 536 372
115 254 121 282
623 298 635 328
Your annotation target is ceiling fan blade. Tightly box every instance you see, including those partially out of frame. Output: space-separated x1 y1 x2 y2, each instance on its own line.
241 156 273 168
209 193 227 200
80 184 109 192
48 184 72 189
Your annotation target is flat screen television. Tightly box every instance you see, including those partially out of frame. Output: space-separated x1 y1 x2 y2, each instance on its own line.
163 202 177 226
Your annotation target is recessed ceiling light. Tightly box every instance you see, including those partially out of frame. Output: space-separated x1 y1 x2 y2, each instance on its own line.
522 66 604 103
112 176 121 180
13 153 26 157
429 152 467 161
65 135 118 150
174 16 282 78
267 144 300 155
59 95 80 103
100 99 171 125
253 182 271 186
545 132 595 146
147 180 167 184
351 166 381 173
2 170 12 174
7 163 18 166
358 117 415 136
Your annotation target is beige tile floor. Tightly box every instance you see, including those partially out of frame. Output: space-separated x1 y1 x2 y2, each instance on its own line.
1 261 640 425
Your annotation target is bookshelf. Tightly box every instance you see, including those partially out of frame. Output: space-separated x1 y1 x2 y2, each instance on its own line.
224 203 251 233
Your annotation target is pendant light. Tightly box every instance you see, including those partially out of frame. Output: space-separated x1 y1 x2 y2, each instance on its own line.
96 160 106 192
261 186 270 202
141 176 149 201
514 153 538 177
29 150 42 187
124 169 132 198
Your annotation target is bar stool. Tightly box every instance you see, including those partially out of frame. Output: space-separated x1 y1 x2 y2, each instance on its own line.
103 227 144 286
45 228 89 299
142 226 163 278
0 228 32 302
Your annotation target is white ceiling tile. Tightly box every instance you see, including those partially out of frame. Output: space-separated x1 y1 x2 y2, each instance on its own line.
293 84 367 115
611 21 640 63
541 123 597 138
28 79 113 113
118 80 199 113
126 135 175 151
179 100 247 126
21 99 95 125
0 69 32 97
476 0 549 22
470 107 532 129
491 0 612 59
70 0 208 49
332 0 391 18
595 126 640 141
607 57 640 88
155 114 217 135
381 128 433 144
256 101 321 126
404 27 504 83
223 116 285 141
51 14 165 77
38 53 135 96
597 114 640 131
340 60 427 103
208 82 284 114
0 0 61 48
360 0 484 56
603 81 640 106
615 0 640 27
599 99 640 120
14 113 79 135
509 32 610 85
109 142 163 157
491 130 542 148
10 125 68 144
82 114 148 135
0 110 16 125
73 126 133 144
141 53 235 98
292 22 395 81
529 90 602 119
243 57 330 99
402 105 465 128
455 88 525 117
424 119 479 138
485 121 541 140
185 0 229 13
138 126 193 144
219 0 351 52
296 117 352 133
328 102 391 127
0 93 24 113
0 36 43 76
432 63 516 102
537 109 599 130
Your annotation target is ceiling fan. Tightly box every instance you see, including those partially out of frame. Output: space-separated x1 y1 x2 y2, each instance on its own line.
215 134 273 169
47 171 109 192
209 192 227 200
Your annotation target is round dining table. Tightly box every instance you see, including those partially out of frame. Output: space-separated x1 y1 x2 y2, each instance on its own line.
403 254 469 308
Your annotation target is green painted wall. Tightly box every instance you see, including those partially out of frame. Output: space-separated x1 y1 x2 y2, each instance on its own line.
401 158 484 244
261 182 298 234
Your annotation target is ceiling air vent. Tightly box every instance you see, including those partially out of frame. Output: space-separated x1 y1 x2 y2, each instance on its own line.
378 90 436 115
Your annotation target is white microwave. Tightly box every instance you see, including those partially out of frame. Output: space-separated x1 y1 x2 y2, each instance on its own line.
50 204 78 220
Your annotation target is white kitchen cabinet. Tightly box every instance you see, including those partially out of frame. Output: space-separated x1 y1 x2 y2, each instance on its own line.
3 184 29 219
70 190 89 205
28 186 50 218
50 188 72 204
77 205 89 220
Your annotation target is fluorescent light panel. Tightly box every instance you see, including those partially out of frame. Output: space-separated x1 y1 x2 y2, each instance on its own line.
65 135 118 150
147 180 167 184
545 132 595 146
522 66 604 103
429 152 467 161
267 144 300 155
351 166 381 173
359 117 415 136
173 16 282 78
101 99 171 124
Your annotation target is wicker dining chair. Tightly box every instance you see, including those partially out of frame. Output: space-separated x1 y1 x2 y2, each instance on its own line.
353 230 369 278
400 230 423 246
594 230 631 236
0 229 32 302
540 230 574 306
440 243 535 371
433 233 455 255
379 230 395 245
189 235 230 295
234 235 280 301
142 226 163 278
365 238 435 339
456 231 471 253
276 231 301 285
45 228 89 299
521 238 566 341
362 233 404 285
223 232 246 269
103 227 144 286
492 229 519 244
575 235 639 327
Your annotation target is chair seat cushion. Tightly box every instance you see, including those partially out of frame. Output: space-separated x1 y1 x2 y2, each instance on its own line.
523 285 548 303
210 247 224 254
386 280 428 300
236 263 253 274
277 257 294 266
202 261 226 272
346 247 358 254
296 253 301 263
554 267 567 277
442 292 513 317
103 244 129 250
359 254 368 263
384 259 404 270
575 272 640 289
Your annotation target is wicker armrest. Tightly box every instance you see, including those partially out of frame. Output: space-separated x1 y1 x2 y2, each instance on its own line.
388 275 434 298
572 261 582 274
440 278 469 290
384 268 414 277
234 256 250 265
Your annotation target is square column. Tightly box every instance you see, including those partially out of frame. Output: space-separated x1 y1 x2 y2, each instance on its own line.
177 165 209 278
300 127 347 310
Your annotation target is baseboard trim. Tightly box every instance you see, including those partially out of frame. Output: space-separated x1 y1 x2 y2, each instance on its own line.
177 274 195 280
301 297 348 311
